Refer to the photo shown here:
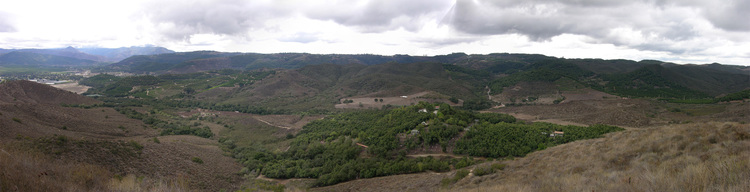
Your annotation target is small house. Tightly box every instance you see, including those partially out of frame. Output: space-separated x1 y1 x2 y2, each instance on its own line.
551 131 564 137
401 96 408 98
418 108 428 113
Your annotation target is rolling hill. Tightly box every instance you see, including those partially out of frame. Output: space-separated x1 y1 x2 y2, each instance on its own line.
78 46 174 62
0 46 174 69
104 51 749 101
0 51 100 67
2 49 749 191
0 80 244 191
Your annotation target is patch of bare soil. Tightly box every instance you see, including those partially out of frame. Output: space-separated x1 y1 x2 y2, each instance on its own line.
492 81 560 104
336 91 461 109
176 108 318 135
491 112 589 127
490 80 618 105
561 88 620 102
0 80 99 105
252 114 326 131
489 99 657 127
50 82 91 94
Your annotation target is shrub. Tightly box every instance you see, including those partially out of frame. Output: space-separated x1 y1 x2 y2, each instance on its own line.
128 140 143 151
12 117 21 123
152 137 160 143
441 169 470 187
455 169 470 180
55 135 68 146
473 165 495 176
192 157 204 164
491 163 506 170
449 97 459 104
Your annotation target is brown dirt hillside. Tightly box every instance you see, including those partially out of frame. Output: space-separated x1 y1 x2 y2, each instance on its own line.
0 80 99 105
491 99 656 127
491 99 748 128
0 81 244 191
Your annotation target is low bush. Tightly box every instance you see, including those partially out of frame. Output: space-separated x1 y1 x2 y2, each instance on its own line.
192 157 203 164
473 165 495 176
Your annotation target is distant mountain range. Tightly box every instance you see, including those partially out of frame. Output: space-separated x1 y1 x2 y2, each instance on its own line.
78 46 174 62
101 51 749 97
0 46 173 67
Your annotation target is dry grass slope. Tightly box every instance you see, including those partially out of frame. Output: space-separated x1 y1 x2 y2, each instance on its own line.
0 142 190 192
457 122 750 192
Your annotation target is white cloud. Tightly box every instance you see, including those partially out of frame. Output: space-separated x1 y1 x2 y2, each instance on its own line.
0 0 748 65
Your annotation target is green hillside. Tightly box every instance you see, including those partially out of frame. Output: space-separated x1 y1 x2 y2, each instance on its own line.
102 51 749 100
227 103 623 186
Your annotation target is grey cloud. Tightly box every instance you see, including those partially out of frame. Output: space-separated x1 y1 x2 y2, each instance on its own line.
306 0 453 32
0 11 16 32
450 0 617 40
142 0 288 40
701 0 750 31
445 0 749 54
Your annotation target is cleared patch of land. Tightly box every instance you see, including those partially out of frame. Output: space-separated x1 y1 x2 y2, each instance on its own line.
336 91 461 109
51 82 91 94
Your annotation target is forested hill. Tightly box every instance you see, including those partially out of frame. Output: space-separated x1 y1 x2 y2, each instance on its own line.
85 57 749 114
226 102 624 186
0 46 174 67
104 51 749 97
0 51 100 67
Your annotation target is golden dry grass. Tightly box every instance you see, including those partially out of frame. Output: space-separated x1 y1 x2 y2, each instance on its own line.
0 142 191 192
457 122 750 192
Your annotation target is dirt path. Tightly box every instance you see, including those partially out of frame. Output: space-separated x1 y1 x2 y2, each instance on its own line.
256 174 313 185
407 153 481 160
252 117 292 129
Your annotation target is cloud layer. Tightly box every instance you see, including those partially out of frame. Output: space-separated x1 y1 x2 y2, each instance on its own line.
1 0 749 65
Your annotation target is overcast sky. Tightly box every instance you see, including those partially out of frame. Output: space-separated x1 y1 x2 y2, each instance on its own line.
1 0 749 65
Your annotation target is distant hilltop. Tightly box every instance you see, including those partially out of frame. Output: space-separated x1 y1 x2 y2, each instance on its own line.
0 46 174 67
